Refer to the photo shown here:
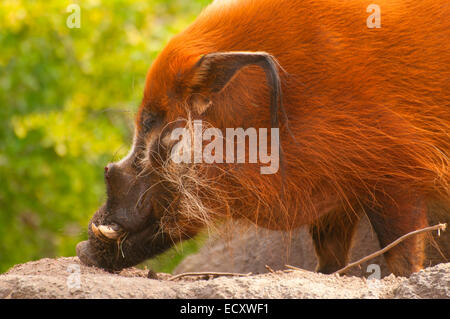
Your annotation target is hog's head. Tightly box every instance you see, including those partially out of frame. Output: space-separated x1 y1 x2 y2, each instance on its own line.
76 49 282 270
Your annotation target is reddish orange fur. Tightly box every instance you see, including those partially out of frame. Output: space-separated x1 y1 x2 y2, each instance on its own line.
140 0 449 275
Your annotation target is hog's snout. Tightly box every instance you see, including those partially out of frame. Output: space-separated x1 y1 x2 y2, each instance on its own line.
99 158 155 233
76 240 99 267
77 144 176 270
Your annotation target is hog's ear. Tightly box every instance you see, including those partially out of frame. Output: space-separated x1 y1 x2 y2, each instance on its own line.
187 51 282 128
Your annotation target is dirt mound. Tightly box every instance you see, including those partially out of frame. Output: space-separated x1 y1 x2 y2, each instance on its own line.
0 257 448 298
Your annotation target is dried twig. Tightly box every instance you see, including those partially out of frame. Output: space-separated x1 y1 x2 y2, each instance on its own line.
265 264 275 273
168 271 252 281
285 264 305 271
333 223 447 275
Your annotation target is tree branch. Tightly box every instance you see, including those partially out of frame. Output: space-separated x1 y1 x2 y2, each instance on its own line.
333 223 447 275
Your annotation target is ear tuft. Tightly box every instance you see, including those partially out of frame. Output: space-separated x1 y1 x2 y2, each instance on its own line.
190 93 212 115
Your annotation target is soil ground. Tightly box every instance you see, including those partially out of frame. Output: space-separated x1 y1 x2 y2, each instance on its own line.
0 257 448 298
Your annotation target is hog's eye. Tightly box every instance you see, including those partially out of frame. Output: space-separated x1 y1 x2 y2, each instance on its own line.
141 110 165 134
142 113 160 133
143 116 157 131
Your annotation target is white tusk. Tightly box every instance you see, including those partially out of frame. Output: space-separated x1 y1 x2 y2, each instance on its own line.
97 224 121 240
91 223 122 240
91 223 102 238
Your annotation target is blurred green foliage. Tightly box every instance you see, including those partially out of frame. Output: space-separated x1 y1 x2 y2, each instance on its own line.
0 0 211 273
